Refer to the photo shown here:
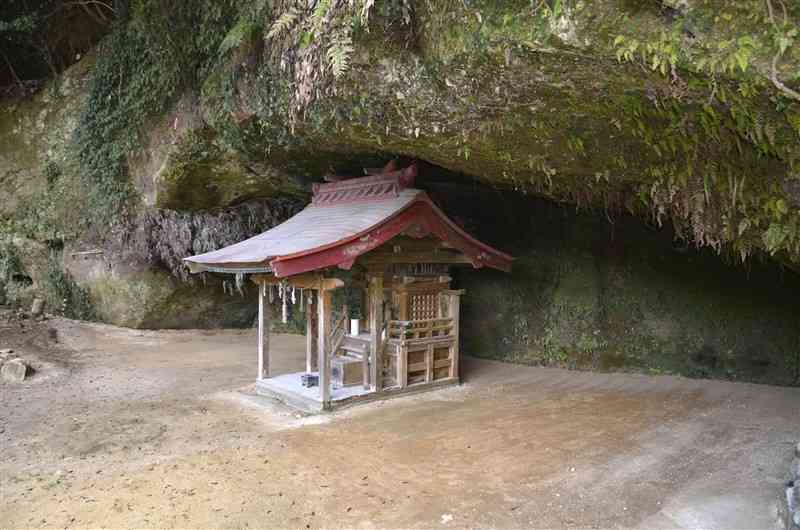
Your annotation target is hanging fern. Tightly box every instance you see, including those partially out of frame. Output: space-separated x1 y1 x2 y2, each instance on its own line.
266 7 302 40
327 32 354 78
260 0 401 122
219 19 262 56
311 0 331 27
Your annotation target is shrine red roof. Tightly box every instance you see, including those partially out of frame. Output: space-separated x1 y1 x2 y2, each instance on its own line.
184 164 512 277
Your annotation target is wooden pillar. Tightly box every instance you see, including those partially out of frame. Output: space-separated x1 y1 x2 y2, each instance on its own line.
446 290 464 380
398 290 409 321
425 343 434 383
318 288 332 406
360 286 368 334
398 344 408 388
362 348 370 390
361 286 370 390
368 273 384 392
305 291 317 373
257 282 271 380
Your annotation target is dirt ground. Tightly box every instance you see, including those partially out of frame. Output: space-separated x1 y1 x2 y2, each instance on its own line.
1 314 798 530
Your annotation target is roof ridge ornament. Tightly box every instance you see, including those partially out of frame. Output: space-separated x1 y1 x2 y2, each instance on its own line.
312 163 418 206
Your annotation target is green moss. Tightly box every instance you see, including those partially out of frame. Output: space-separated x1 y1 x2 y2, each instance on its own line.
156 127 301 210
218 0 797 267
72 1 242 228
0 57 92 237
40 255 95 320
88 272 173 328
84 269 301 330
0 238 24 306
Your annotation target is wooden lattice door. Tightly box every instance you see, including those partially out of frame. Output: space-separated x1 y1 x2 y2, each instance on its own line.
409 293 437 320
393 276 450 321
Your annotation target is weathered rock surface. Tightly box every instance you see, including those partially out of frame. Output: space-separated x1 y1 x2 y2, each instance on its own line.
30 297 43 316
1 358 28 383
0 58 300 327
195 0 800 266
790 483 800 530
0 1 799 384
448 185 800 386
787 443 800 530
0 348 14 367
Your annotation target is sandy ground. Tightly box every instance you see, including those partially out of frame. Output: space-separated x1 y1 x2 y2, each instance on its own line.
1 314 798 530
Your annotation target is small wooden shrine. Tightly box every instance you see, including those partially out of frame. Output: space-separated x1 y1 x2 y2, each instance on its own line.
184 163 512 412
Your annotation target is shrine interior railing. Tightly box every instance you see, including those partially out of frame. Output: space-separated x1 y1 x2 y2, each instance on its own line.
387 318 455 343
384 318 457 388
328 311 348 356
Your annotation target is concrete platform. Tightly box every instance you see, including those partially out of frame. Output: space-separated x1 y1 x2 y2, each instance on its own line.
255 371 372 413
256 371 459 413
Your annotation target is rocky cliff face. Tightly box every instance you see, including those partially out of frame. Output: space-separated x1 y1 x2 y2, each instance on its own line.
1 1 798 382
434 180 800 387
201 0 800 265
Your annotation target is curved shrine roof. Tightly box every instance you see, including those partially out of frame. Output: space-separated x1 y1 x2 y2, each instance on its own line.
184 165 512 277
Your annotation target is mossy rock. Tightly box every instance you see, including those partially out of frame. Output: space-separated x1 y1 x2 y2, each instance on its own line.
86 271 259 329
195 0 800 267
450 185 800 386
153 126 305 210
0 56 93 234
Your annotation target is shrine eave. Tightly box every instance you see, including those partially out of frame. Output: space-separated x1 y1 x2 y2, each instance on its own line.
184 171 512 278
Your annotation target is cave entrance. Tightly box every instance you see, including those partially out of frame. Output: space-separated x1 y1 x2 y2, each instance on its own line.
183 162 512 411
404 162 800 387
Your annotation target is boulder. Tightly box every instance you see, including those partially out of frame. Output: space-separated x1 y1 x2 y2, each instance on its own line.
1 358 28 383
0 349 13 366
30 297 44 316
791 452 800 530
795 480 800 509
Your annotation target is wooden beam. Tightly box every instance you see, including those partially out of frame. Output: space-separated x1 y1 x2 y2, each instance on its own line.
425 344 434 383
368 235 453 254
252 273 345 291
361 286 370 390
360 251 473 267
446 290 463 380
368 273 384 392
318 289 332 406
390 280 451 295
306 291 317 373
257 282 271 380
398 344 408 388
397 289 409 321
398 275 452 284
251 274 272 285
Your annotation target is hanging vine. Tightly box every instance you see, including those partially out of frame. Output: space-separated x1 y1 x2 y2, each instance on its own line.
263 0 412 124
765 0 800 101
